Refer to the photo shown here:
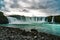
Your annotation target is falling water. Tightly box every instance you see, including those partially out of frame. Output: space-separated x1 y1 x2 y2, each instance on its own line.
7 16 46 24
42 17 46 22
35 17 37 21
7 17 22 24
51 16 54 23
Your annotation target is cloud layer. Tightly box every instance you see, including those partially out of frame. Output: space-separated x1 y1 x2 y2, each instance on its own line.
0 0 60 16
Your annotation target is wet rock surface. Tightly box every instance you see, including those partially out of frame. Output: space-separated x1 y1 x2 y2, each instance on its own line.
0 26 60 40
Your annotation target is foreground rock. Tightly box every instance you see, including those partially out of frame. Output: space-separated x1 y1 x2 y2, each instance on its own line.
0 12 9 24
0 26 60 40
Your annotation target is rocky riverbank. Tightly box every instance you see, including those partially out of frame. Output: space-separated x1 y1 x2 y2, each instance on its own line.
0 26 60 40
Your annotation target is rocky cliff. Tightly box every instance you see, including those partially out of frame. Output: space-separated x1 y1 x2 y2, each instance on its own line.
0 12 9 24
47 15 60 24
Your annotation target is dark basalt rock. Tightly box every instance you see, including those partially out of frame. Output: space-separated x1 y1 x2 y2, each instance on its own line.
54 15 60 23
46 15 60 24
0 12 9 24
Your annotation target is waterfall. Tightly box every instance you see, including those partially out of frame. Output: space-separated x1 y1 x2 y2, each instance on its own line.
26 17 31 22
42 17 46 22
36 17 38 21
7 16 46 24
7 17 22 24
51 16 54 23
7 17 33 24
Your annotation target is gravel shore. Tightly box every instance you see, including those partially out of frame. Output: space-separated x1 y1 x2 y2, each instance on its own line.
0 26 60 40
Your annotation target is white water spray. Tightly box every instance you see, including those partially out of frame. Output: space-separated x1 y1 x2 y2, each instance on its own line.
7 16 46 24
51 16 54 23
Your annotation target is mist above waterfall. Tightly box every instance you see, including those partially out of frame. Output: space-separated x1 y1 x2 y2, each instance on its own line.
0 0 60 16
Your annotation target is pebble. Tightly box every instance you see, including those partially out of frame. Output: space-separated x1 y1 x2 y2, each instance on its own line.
0 26 60 40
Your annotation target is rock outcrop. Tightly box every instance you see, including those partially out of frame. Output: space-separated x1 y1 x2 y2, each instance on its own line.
47 15 60 24
54 15 60 23
0 12 9 24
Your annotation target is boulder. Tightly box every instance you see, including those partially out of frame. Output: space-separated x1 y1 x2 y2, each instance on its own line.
31 29 38 36
0 12 9 24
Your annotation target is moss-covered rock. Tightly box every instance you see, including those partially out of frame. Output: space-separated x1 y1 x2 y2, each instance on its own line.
0 12 9 24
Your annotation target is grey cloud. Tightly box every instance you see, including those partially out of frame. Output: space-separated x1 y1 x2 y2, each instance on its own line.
10 0 19 8
10 4 20 8
0 0 60 15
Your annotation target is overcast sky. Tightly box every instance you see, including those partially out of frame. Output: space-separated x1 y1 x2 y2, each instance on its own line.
0 0 60 16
